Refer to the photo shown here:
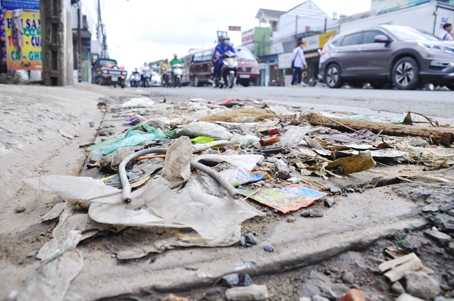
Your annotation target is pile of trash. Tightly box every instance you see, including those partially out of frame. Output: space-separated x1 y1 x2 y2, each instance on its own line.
0 72 21 85
20 97 454 300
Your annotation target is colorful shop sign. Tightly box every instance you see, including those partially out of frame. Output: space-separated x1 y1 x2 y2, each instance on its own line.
1 0 40 10
319 31 337 48
1 7 6 63
5 10 42 70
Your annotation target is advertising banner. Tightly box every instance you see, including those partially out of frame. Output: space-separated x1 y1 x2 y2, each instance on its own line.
1 7 6 63
319 31 337 48
5 10 42 70
229 26 241 31
302 35 319 51
278 52 293 69
1 0 39 10
242 28 254 44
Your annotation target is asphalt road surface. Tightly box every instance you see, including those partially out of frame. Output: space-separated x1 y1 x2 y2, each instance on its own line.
133 85 454 123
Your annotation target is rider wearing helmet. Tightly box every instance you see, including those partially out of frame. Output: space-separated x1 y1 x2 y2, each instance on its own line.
212 35 235 82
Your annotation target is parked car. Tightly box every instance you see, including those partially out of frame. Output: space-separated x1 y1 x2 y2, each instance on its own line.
92 58 127 88
318 25 454 90
182 49 212 87
182 46 259 87
235 47 260 87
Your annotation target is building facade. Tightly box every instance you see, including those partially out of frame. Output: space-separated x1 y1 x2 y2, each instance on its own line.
247 1 338 86
71 0 102 83
340 0 454 37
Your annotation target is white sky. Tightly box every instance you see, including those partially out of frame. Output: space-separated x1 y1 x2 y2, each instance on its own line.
101 0 371 72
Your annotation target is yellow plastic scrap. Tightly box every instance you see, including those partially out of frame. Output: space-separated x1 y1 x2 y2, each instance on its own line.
326 150 376 174
190 136 215 143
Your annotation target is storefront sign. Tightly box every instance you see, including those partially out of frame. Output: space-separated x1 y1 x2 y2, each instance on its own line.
0 7 6 63
1 0 39 10
5 10 42 70
278 52 293 69
242 28 255 44
302 35 319 51
319 31 337 48
82 38 90 52
229 26 241 31
282 38 296 53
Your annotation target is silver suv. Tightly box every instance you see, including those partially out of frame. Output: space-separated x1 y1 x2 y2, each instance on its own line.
318 25 454 90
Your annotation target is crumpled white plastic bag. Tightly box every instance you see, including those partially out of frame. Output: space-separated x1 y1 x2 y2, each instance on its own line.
121 97 154 107
176 121 233 140
17 231 84 301
89 176 262 244
24 176 121 205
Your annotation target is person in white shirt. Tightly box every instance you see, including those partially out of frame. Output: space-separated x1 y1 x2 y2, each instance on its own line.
440 23 453 41
140 62 151 84
291 41 308 86
140 62 150 73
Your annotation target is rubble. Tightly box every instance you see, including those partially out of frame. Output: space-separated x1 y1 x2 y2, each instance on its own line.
263 245 274 253
14 206 26 213
391 283 406 295
405 271 440 300
424 228 452 246
225 284 269 301
396 294 426 301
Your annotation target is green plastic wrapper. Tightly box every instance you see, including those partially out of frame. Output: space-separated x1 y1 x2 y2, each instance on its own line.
87 125 165 155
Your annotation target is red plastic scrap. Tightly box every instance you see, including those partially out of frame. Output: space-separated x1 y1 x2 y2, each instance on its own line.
339 289 366 301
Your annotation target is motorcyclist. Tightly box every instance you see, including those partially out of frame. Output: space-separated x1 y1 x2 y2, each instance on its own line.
170 54 182 70
140 62 150 84
131 68 140 87
212 35 235 82
160 59 171 85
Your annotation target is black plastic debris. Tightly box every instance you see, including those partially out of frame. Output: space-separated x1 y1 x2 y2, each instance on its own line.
240 233 257 247
260 147 290 155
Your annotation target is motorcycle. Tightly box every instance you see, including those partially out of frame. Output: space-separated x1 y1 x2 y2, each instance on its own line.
130 72 141 87
141 70 151 88
221 50 237 89
211 51 237 89
162 71 171 87
172 64 183 88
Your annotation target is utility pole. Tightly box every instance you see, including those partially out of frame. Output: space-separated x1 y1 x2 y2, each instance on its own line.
97 0 104 58
97 0 108 58
77 0 82 82
40 0 73 86
295 15 298 44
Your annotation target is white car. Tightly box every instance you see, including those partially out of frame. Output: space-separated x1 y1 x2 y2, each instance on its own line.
150 71 162 87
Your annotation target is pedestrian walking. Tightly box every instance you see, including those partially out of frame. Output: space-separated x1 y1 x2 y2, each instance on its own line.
440 23 453 41
291 41 307 87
